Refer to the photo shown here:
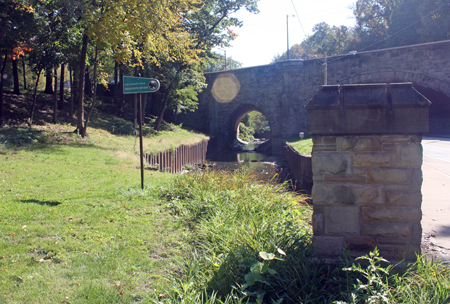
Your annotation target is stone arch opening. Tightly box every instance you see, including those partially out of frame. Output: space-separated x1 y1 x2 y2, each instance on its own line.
414 85 450 135
226 104 273 150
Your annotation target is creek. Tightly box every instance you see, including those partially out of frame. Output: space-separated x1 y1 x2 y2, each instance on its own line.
205 150 283 182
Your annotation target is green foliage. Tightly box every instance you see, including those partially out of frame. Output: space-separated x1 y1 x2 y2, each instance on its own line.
273 23 355 61
274 0 450 61
417 0 450 42
152 170 450 304
165 67 206 115
238 122 254 141
150 0 259 130
388 256 450 304
154 169 313 303
341 248 392 303
0 126 43 147
352 0 450 51
237 111 270 141
0 0 37 53
246 111 269 134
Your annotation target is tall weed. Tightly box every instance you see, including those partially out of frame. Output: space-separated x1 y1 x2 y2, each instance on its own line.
154 170 450 304
154 170 313 303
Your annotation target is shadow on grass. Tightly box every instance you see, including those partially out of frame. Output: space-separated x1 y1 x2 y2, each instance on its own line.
21 199 61 206
0 126 103 152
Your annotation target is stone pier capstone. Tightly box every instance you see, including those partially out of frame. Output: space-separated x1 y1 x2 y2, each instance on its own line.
306 83 430 261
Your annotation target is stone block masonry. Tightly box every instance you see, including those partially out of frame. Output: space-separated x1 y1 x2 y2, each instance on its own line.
306 83 430 261
312 135 423 260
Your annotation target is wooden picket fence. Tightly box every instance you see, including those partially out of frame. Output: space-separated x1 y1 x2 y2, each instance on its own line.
144 139 209 173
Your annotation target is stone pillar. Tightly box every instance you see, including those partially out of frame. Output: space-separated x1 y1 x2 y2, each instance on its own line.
306 83 430 261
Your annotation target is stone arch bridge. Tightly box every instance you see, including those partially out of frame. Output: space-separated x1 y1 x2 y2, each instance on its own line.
179 40 450 153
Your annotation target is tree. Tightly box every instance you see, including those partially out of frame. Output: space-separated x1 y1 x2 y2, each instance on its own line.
0 0 36 125
28 0 75 124
271 0 450 66
152 0 259 131
71 0 200 137
418 0 450 42
247 111 269 134
156 64 207 125
352 0 395 50
386 0 421 47
272 23 355 62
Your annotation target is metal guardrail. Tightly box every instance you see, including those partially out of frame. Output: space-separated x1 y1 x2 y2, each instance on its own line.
144 139 209 174
283 144 313 192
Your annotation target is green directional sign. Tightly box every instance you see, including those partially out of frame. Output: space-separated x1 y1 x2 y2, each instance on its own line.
123 76 160 94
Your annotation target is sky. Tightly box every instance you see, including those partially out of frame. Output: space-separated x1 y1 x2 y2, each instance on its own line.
222 0 357 68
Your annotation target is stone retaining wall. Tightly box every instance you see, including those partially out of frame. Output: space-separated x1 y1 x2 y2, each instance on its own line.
282 144 313 192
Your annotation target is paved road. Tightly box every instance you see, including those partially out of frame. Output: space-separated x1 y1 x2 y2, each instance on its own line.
421 137 450 262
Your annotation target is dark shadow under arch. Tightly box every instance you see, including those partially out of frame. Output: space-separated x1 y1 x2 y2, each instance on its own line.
415 85 450 135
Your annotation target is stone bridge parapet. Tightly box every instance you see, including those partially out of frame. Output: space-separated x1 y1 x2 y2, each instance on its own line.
179 40 450 153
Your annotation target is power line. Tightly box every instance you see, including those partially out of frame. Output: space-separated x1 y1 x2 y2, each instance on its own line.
325 0 450 66
358 1 450 53
290 0 307 38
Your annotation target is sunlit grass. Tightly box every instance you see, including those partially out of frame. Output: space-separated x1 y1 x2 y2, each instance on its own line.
285 137 313 156
0 124 198 303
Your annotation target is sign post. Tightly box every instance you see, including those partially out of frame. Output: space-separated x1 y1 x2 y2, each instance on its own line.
123 76 160 189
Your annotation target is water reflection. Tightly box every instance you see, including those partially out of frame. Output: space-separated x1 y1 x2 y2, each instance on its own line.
205 151 279 181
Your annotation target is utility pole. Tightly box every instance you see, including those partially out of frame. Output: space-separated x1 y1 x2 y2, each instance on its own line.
286 15 295 60
324 53 328 85
224 49 227 70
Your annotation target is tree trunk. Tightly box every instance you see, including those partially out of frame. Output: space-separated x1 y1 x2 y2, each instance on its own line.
82 47 98 138
29 70 42 126
12 58 20 94
0 52 8 127
175 104 179 124
114 60 119 103
53 67 58 124
155 90 171 131
69 65 73 117
84 66 91 97
59 63 65 110
44 69 53 94
142 93 150 120
155 69 180 131
117 65 124 116
22 56 27 91
72 64 79 114
77 32 89 136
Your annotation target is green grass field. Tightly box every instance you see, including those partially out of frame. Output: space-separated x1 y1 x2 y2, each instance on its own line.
0 122 204 303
